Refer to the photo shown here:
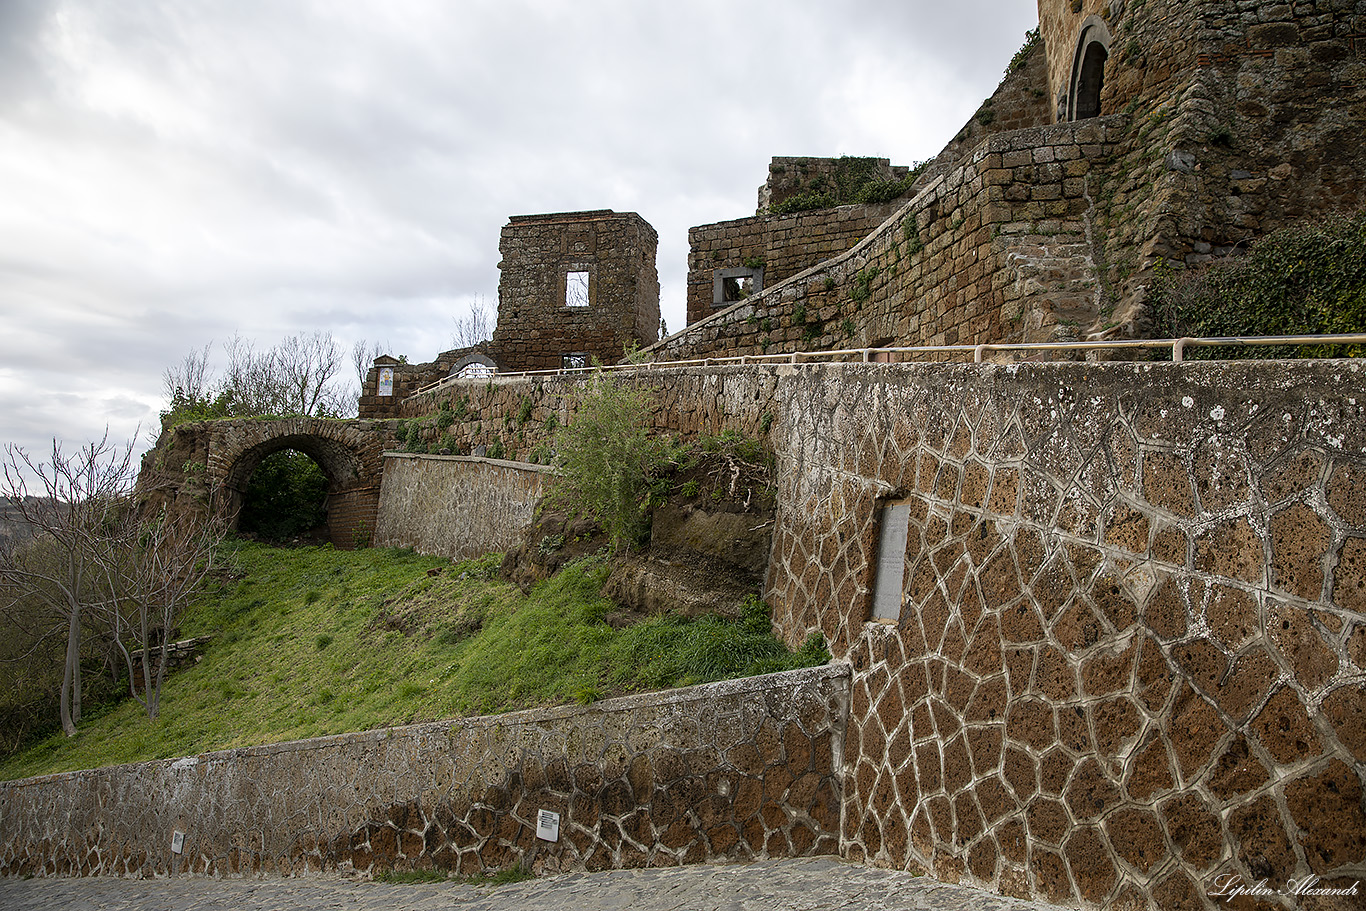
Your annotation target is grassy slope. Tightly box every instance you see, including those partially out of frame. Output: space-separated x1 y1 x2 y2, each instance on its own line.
0 540 824 781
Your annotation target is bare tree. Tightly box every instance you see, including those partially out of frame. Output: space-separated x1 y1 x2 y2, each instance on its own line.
273 330 345 416
351 338 390 387
0 435 134 736
161 342 212 405
101 504 225 720
451 295 494 348
163 332 354 424
220 334 284 416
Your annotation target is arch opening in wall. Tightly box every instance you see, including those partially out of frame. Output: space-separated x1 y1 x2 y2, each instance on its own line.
221 431 366 545
237 447 330 543
1067 17 1111 122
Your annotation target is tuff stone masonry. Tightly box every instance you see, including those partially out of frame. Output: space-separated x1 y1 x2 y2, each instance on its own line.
490 210 660 373
653 0 1366 362
28 357 1366 909
0 667 847 879
25 2 1366 909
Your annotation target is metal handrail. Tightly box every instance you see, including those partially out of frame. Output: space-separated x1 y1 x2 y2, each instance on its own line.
410 333 1366 396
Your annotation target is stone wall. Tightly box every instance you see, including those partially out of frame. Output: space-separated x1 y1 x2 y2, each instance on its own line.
762 360 1366 908
121 359 1366 907
374 454 554 561
685 200 904 328
358 347 491 420
138 417 391 550
654 117 1124 362
0 665 848 879
491 210 660 372
391 359 1366 906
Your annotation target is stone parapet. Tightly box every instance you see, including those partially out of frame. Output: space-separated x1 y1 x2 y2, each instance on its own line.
763 359 1366 908
0 665 848 879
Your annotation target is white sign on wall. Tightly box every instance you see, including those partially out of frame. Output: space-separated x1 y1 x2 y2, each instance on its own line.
170 830 186 855
378 367 395 397
536 809 560 842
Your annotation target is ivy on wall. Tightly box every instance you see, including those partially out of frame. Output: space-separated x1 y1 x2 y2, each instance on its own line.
1152 210 1366 357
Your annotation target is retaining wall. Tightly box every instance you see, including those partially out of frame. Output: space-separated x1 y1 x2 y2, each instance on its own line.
765 359 1366 908
0 666 848 878
407 358 1366 907
373 455 554 561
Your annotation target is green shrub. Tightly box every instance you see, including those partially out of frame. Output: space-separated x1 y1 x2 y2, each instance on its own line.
1152 210 1366 358
237 449 328 541
552 376 667 553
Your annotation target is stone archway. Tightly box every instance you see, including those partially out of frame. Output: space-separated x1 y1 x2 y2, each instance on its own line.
1067 16 1111 121
207 418 387 549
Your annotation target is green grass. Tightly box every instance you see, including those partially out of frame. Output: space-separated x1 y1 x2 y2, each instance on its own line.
0 540 826 781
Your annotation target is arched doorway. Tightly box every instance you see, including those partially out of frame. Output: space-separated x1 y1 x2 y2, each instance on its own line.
218 427 377 549
237 448 329 542
1067 17 1111 121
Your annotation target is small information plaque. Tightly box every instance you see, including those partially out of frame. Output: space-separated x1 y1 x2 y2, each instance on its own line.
536 809 560 843
170 830 185 855
378 367 394 397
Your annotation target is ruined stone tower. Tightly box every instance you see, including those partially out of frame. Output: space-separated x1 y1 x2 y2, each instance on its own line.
490 210 660 372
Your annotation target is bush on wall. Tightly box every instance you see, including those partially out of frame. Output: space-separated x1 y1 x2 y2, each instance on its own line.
551 376 668 554
1152 210 1366 357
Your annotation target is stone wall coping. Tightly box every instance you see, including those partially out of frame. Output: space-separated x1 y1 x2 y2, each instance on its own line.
380 452 560 474
0 663 850 791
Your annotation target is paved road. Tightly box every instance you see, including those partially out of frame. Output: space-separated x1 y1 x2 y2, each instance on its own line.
0 858 1053 910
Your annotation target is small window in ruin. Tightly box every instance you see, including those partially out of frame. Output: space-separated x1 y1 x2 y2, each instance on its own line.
561 353 588 370
1074 42 1108 119
1066 18 1111 122
565 271 590 308
871 500 913 623
712 266 764 307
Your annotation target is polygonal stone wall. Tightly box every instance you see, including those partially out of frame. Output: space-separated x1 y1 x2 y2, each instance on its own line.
765 360 1366 908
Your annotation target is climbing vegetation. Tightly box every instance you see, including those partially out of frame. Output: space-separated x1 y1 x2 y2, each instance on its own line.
1152 210 1366 358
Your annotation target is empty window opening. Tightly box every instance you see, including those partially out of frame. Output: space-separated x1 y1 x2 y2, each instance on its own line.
561 353 588 370
1074 42 1107 119
712 266 764 307
565 271 590 308
1066 18 1112 122
724 275 754 302
871 501 914 622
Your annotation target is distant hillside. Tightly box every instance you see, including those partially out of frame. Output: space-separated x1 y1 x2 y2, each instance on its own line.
0 497 52 548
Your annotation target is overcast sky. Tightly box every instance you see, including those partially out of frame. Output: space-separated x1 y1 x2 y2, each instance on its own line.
0 0 1038 473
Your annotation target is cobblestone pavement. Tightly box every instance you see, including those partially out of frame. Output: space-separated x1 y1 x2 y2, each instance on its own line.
0 858 1056 910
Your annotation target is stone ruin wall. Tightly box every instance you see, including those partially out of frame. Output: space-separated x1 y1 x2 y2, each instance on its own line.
656 0 1365 364
138 417 390 550
685 201 904 329
653 117 1125 363
392 359 1366 908
0 666 847 879
491 210 660 372
358 346 492 420
43 359 1366 907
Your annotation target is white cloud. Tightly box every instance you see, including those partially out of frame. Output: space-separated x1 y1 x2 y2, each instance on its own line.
0 0 1039 466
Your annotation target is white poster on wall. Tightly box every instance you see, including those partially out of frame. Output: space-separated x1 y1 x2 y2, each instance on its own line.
378 367 394 397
